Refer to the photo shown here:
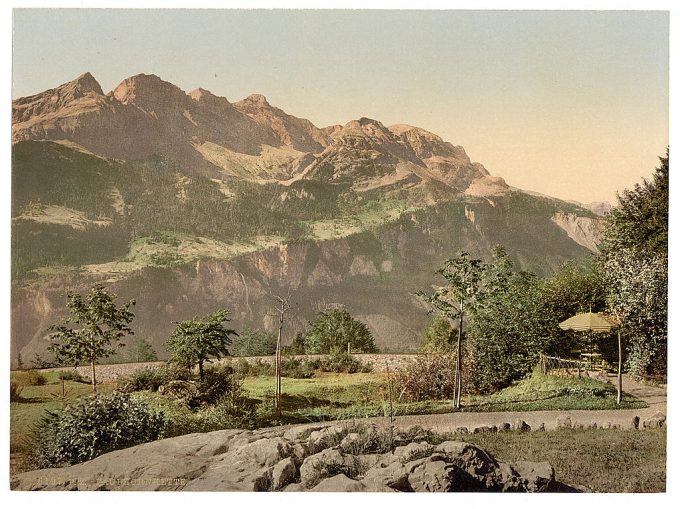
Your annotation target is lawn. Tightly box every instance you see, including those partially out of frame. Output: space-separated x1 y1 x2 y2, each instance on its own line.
458 427 666 492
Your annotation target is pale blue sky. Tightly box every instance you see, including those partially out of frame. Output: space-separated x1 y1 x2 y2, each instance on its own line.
12 9 669 203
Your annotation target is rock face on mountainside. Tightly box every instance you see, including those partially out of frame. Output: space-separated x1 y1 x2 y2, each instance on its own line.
551 212 605 253
12 72 508 197
11 424 566 492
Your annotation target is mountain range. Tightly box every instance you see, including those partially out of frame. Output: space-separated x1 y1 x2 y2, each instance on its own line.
11 72 606 363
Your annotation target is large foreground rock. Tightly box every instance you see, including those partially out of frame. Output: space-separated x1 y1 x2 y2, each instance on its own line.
11 423 568 492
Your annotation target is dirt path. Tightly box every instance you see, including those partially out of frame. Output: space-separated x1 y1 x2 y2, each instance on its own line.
357 373 666 433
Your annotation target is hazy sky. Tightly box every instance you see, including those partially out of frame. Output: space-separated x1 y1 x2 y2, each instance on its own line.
12 9 669 203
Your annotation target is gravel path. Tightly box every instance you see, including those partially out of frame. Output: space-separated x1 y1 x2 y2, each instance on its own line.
358 373 667 432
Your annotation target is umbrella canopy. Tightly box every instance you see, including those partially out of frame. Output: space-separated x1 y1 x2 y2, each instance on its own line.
558 312 618 332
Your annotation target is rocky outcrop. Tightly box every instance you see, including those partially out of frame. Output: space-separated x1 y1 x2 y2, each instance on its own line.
11 424 567 492
551 212 604 254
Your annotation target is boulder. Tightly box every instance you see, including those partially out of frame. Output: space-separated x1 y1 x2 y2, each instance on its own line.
283 425 325 442
393 442 432 461
271 457 297 491
311 474 367 492
643 413 666 429
407 458 456 492
308 426 344 448
513 420 531 432
361 460 410 491
231 437 292 468
556 416 572 429
299 447 354 487
511 461 555 492
11 422 565 493
434 441 500 489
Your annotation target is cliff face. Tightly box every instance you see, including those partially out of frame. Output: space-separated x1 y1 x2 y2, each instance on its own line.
11 195 600 362
551 212 604 254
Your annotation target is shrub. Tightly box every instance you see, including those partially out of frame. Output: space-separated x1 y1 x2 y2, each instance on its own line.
10 381 24 402
58 370 88 383
30 391 165 468
230 328 277 356
281 358 315 379
12 370 47 386
303 309 377 354
118 364 191 393
395 354 457 401
320 352 372 373
193 364 244 407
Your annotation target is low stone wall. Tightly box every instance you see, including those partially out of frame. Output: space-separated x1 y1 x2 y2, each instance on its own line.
37 354 426 383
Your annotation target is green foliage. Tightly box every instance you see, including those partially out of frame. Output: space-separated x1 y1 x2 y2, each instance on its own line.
10 381 24 402
600 151 668 380
602 151 668 256
48 284 135 390
280 358 316 379
320 352 372 373
285 333 307 355
302 308 377 354
538 260 609 357
166 310 237 381
419 316 454 353
127 338 158 363
57 370 88 383
417 251 492 323
192 364 244 408
11 370 48 387
118 364 191 393
31 353 58 369
29 391 165 468
465 270 547 393
230 327 277 356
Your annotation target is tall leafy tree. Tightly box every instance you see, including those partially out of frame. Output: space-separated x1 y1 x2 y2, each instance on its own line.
417 249 505 408
230 327 277 356
48 284 135 392
303 308 377 354
600 151 668 379
419 316 454 353
167 310 237 382
127 338 158 363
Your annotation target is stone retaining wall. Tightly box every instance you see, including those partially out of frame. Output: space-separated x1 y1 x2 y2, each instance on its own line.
36 354 426 383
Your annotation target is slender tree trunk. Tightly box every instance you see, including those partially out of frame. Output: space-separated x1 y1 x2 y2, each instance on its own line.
199 358 204 383
91 356 97 393
275 313 283 413
454 299 464 409
617 330 623 405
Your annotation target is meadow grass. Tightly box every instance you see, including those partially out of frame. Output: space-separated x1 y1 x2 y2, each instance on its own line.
9 369 648 460
460 427 666 492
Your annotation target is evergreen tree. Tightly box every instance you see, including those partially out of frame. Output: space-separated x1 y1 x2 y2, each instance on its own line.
599 151 668 379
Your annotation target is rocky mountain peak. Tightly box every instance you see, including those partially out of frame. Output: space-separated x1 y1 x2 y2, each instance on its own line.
12 72 106 126
241 93 271 108
389 124 469 161
71 72 104 96
112 73 186 108
188 87 220 102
